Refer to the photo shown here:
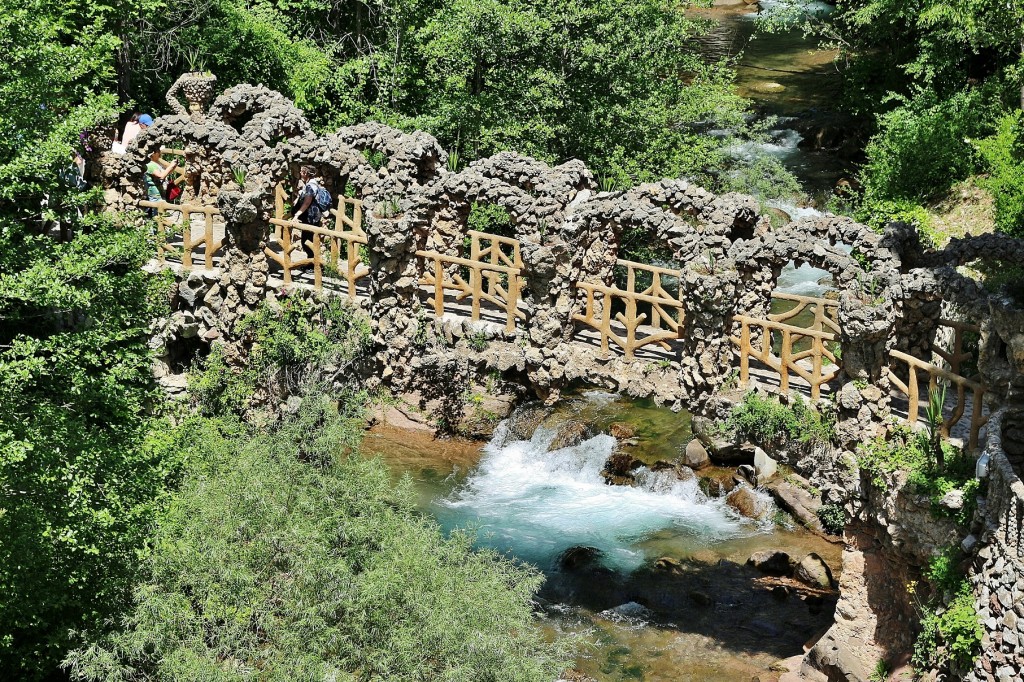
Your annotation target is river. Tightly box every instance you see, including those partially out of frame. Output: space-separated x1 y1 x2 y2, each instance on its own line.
364 395 841 681
362 4 847 679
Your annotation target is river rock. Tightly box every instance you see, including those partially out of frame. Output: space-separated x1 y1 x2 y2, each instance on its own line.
794 553 835 589
653 556 686 575
753 447 778 482
726 485 768 520
504 405 549 442
559 546 604 572
651 460 696 483
609 422 636 439
548 419 592 451
683 439 710 470
736 464 757 487
747 550 794 576
601 452 643 485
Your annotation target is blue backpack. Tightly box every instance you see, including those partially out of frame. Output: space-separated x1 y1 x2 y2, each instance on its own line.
305 180 332 224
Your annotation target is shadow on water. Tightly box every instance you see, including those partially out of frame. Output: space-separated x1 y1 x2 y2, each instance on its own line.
364 394 842 681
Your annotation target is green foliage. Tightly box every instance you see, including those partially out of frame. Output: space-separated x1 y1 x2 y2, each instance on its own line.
856 425 978 523
975 112 1024 237
725 392 835 451
468 201 513 238
816 503 846 535
0 219 177 677
467 330 489 352
64 400 569 681
868 658 891 682
193 293 371 415
860 89 1001 207
362 148 388 170
913 581 983 673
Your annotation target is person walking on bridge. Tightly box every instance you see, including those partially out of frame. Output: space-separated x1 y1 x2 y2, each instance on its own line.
293 165 329 263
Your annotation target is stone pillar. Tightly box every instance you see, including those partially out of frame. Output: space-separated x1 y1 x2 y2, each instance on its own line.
679 259 741 410
835 292 894 448
364 211 420 390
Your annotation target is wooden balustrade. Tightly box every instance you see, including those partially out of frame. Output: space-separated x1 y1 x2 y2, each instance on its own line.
933 318 980 377
139 199 223 269
769 292 839 335
573 259 685 358
729 314 839 400
887 348 989 451
266 182 369 296
415 241 525 333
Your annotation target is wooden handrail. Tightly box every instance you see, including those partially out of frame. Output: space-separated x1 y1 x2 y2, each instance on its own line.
729 314 838 399
573 258 685 358
415 246 525 333
139 199 223 269
267 183 369 296
887 348 988 451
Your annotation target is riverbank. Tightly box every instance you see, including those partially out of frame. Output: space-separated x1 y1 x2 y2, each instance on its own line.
365 395 844 682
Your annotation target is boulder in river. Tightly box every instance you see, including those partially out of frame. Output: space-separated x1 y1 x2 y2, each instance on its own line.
753 447 778 482
747 550 794 576
794 553 835 589
504 404 550 442
548 419 593 451
683 439 710 470
558 546 605 572
609 422 636 440
726 485 769 520
601 451 644 485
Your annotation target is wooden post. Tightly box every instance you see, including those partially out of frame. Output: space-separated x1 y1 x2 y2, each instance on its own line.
506 268 519 334
811 335 823 400
470 263 482 321
202 209 212 269
281 225 293 284
600 292 612 356
907 367 920 424
433 257 445 318
780 328 792 394
740 321 750 387
313 233 323 291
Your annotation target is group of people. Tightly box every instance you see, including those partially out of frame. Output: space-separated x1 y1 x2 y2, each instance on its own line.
83 110 331 256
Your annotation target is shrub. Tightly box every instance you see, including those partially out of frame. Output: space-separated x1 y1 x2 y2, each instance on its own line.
816 503 846 535
912 581 983 673
860 89 1000 207
726 392 835 451
975 112 1024 238
63 400 569 681
857 426 977 523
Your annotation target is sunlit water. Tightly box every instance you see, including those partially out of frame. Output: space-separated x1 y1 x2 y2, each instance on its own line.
363 395 842 681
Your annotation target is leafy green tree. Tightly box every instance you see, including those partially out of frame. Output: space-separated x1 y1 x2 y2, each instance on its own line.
64 402 570 682
0 218 175 677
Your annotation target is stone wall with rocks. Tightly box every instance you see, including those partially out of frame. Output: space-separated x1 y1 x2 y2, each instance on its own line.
102 78 1024 682
967 408 1024 682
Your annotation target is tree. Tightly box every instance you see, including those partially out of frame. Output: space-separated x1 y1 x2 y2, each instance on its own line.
64 402 570 682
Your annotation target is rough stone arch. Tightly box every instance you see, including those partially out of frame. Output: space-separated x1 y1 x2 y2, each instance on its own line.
335 122 448 194
467 152 594 205
208 84 311 146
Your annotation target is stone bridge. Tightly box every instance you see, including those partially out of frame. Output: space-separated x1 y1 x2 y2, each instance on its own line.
96 80 1023 452
93 77 1024 682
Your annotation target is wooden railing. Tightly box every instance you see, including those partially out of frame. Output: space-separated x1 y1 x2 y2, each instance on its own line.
933 318 980 377
267 182 369 297
139 199 223 269
887 348 989 451
730 314 839 400
769 292 839 335
573 260 685 358
415 230 525 333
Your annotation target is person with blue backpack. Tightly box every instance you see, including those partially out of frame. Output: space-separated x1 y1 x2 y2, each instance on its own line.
293 164 332 262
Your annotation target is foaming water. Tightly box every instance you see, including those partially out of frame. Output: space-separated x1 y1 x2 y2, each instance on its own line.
436 414 758 573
